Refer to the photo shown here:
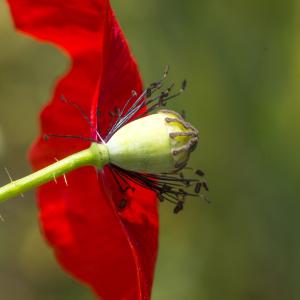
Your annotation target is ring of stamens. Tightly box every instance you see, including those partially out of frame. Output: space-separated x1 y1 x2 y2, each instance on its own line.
44 66 209 213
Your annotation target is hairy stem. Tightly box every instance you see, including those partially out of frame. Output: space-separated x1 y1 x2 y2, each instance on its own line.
0 143 109 203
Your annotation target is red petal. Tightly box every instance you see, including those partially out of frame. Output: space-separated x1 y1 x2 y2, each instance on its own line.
7 1 158 299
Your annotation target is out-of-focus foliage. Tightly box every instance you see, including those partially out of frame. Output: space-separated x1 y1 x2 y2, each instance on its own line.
0 0 299 299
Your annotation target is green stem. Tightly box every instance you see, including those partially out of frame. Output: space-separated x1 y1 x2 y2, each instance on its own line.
0 143 109 203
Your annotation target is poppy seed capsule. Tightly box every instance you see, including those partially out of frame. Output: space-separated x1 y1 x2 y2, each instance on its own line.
106 110 198 173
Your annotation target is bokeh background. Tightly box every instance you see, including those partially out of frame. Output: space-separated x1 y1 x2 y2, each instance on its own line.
1 0 300 299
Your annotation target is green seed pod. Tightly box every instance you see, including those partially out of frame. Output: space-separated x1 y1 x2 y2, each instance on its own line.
106 110 198 173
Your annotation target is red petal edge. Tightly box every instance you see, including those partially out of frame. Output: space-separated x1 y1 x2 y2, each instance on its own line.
6 1 158 299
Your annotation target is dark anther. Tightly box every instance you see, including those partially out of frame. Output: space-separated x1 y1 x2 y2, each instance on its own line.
97 108 101 117
162 184 172 192
179 188 186 194
185 180 191 187
175 160 188 171
181 79 187 91
114 107 121 117
195 169 205 177
146 88 152 98
157 82 163 89
162 90 170 98
158 194 164 202
203 181 209 191
43 134 49 141
167 83 175 92
149 83 156 89
173 201 184 214
195 182 202 193
118 199 127 210
159 92 168 106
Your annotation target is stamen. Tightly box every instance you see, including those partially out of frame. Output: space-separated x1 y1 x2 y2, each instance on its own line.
118 199 127 210
110 166 131 194
196 169 205 176
110 164 208 214
173 201 184 214
108 166 138 211
195 182 202 193
140 84 176 116
181 79 187 91
118 90 138 117
61 95 104 143
202 181 209 191
158 193 165 202
105 66 183 141
57 69 188 146
105 90 146 140
61 95 92 127
44 69 208 214
44 134 98 143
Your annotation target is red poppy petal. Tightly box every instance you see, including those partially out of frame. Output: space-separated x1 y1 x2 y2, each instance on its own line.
90 7 144 139
7 1 158 299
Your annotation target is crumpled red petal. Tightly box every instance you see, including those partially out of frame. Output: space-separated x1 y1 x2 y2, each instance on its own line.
7 1 158 299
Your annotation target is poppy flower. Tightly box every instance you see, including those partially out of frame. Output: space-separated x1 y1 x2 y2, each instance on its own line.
6 0 206 299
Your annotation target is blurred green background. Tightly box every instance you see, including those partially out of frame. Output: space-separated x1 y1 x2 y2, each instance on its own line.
1 0 300 299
